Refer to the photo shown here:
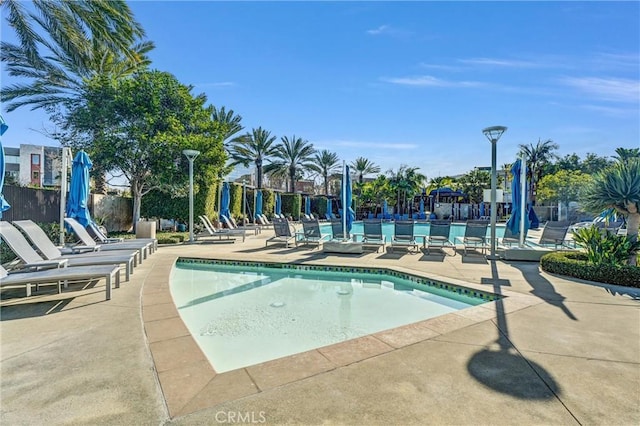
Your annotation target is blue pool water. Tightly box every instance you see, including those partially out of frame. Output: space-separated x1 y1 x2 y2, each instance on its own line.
320 221 506 241
171 260 493 373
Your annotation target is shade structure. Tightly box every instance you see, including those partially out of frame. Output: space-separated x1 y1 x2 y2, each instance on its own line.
341 164 355 236
0 115 10 219
275 192 282 215
220 182 231 221
255 190 263 216
305 196 311 216
65 151 93 226
506 159 530 237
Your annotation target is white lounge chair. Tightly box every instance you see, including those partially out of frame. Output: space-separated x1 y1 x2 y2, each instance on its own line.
64 218 152 263
197 216 245 242
1 264 120 300
0 221 135 281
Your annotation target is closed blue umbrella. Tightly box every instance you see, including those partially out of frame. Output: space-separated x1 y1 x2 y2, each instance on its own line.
326 198 332 218
341 164 355 236
479 202 485 218
275 192 282 215
220 182 231 221
383 199 388 218
419 198 424 217
66 150 93 226
255 190 263 216
506 159 530 237
0 115 10 219
305 196 311 216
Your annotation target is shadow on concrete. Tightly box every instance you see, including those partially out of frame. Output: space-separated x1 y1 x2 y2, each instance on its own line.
468 259 562 400
418 252 446 262
510 262 577 321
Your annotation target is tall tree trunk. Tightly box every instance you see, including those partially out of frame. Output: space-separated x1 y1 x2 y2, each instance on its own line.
324 172 329 195
132 180 142 232
255 158 263 189
289 168 295 193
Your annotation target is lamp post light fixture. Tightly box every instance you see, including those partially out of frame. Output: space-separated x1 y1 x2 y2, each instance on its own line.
182 149 200 242
482 126 507 260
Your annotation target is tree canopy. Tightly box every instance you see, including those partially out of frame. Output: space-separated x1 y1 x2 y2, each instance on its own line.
66 70 227 225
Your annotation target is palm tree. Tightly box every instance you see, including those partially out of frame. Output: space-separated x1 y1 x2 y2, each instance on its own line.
387 165 426 215
211 106 243 147
227 127 277 189
613 147 640 162
264 136 316 193
457 169 491 204
1 0 153 113
519 138 559 204
350 157 380 184
308 150 341 195
582 158 640 265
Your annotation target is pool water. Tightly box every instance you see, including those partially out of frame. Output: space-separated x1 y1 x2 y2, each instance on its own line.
321 221 506 241
171 261 491 373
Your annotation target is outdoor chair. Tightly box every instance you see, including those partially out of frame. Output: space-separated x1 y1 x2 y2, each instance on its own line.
296 218 330 248
534 221 573 249
221 214 260 235
390 221 419 253
1 264 120 300
87 221 157 252
361 219 386 252
425 220 456 255
265 217 297 248
455 220 489 256
330 218 349 240
14 220 141 266
197 216 245 242
0 221 135 281
65 218 152 263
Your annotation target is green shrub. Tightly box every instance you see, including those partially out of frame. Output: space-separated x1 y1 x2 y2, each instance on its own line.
572 225 640 266
281 193 301 219
157 236 181 245
541 251 640 287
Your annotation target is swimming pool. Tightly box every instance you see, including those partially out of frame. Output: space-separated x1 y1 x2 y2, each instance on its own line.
171 259 498 373
320 221 506 241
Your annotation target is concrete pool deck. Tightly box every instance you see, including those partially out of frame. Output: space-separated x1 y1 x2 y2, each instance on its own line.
1 228 639 425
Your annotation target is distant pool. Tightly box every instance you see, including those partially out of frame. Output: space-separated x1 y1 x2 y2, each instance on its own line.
320 221 506 241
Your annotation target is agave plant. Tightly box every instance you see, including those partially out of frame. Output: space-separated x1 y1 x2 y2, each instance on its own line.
582 157 640 265
573 226 640 266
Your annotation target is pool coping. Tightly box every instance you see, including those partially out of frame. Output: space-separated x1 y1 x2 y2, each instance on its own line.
142 254 543 419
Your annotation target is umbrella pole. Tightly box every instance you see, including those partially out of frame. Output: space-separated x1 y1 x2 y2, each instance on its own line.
519 153 527 247
342 161 346 241
59 147 71 245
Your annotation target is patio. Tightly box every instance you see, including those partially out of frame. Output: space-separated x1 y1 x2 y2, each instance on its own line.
1 229 638 425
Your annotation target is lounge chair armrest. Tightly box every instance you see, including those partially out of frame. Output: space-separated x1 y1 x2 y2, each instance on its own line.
61 245 101 254
103 237 124 243
22 259 69 271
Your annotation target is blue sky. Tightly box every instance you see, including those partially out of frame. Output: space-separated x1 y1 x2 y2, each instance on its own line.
2 1 639 179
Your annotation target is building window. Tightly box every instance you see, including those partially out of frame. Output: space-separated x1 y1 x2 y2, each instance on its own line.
32 171 40 181
31 154 40 165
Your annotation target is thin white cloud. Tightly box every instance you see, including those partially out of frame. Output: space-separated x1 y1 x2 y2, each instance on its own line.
194 82 235 88
418 62 464 72
366 24 391 35
580 104 639 117
561 77 640 103
382 75 485 88
592 52 640 70
365 24 411 38
458 57 542 68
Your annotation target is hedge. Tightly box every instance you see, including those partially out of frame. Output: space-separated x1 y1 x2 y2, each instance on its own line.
141 181 219 223
281 193 302 219
540 251 640 287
